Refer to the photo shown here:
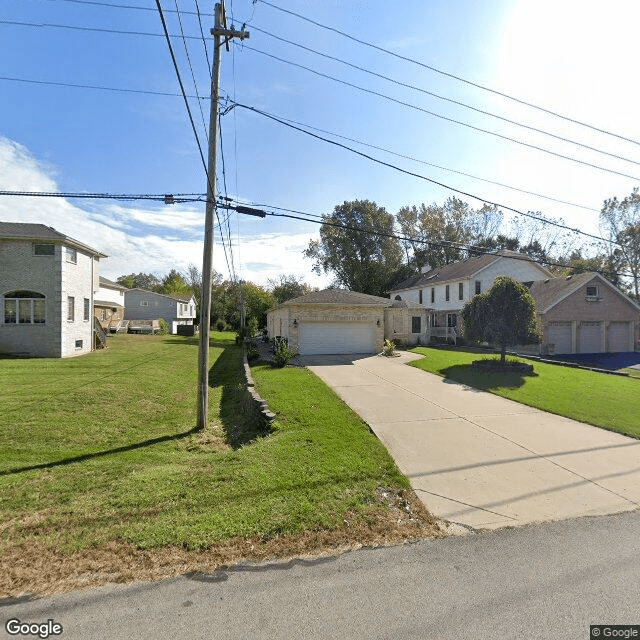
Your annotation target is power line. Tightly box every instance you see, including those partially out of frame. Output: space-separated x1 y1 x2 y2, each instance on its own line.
154 0 234 282
0 74 205 99
248 24 640 168
2 72 602 214
255 0 640 148
231 103 601 214
238 43 640 183
230 100 621 247
0 190 200 202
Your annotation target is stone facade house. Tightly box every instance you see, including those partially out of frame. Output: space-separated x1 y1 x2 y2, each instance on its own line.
94 276 127 332
123 288 196 334
389 251 553 342
528 272 640 355
0 222 106 357
267 289 430 355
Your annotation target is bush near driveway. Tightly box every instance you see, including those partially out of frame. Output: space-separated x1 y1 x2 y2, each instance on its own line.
410 346 640 438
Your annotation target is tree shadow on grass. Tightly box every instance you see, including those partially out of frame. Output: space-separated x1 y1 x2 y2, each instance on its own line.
440 363 538 392
210 344 272 450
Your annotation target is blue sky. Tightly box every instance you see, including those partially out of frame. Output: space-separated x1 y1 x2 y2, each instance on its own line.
1 0 639 286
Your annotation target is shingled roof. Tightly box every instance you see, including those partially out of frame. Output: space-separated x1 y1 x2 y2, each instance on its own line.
0 222 107 257
283 289 393 306
390 250 551 292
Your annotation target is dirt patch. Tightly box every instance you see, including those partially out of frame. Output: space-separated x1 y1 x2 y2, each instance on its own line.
0 489 445 598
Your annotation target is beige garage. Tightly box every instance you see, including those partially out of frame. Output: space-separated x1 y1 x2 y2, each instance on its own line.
267 289 431 355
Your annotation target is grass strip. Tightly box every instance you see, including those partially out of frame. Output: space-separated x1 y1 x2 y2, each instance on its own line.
409 346 640 438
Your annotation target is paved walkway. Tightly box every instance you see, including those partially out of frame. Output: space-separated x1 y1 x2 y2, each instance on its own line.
301 352 640 531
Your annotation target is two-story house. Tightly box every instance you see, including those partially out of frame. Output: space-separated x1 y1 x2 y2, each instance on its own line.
94 276 127 332
123 288 197 334
390 251 553 341
0 222 107 357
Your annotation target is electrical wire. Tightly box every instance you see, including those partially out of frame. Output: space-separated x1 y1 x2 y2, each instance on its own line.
238 43 640 183
230 100 621 246
248 24 640 168
155 0 234 281
0 190 200 201
255 0 640 148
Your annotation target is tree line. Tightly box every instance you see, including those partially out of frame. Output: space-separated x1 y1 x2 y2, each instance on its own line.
305 189 640 300
115 269 316 331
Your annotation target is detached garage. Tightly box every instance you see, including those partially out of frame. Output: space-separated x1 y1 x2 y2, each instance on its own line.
529 272 640 355
266 289 430 356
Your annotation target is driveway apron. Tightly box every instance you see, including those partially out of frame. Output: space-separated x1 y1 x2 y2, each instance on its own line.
302 352 640 530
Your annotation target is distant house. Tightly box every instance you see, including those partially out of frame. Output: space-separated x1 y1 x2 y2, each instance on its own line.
94 277 127 332
267 289 430 355
0 222 107 357
390 251 552 342
123 288 196 334
528 272 640 355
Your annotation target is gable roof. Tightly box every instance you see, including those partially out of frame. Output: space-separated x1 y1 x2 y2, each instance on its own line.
390 251 552 292
283 289 393 306
528 272 640 314
0 222 107 258
124 287 195 304
99 276 128 291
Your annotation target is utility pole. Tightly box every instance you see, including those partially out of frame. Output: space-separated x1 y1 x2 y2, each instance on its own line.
197 1 249 430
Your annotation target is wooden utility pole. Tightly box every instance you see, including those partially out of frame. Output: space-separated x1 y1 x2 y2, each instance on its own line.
197 1 249 429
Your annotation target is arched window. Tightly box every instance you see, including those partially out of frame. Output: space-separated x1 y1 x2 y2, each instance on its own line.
394 295 402 301
3 291 46 324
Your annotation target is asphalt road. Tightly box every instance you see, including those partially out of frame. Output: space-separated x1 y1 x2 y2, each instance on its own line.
2 511 639 640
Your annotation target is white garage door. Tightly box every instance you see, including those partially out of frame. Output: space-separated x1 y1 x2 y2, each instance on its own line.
298 321 376 355
608 322 631 352
547 322 572 354
579 322 603 353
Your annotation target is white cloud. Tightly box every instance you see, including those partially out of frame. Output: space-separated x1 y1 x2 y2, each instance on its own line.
0 136 328 288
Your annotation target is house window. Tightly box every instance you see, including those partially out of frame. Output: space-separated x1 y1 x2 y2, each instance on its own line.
68 296 75 321
411 316 421 333
394 295 401 301
2 291 46 324
34 243 55 256
84 298 90 321
66 247 77 264
75 339 83 349
586 285 599 297
475 280 481 295
418 290 423 304
447 313 457 327
458 283 464 300
431 288 435 303
140 300 149 307
445 285 450 301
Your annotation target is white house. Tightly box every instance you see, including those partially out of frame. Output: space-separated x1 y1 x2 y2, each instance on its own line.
123 288 197 334
390 250 552 341
0 222 107 357
94 276 127 332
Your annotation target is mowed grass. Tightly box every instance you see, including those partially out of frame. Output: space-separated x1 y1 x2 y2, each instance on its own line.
409 346 640 438
0 333 407 553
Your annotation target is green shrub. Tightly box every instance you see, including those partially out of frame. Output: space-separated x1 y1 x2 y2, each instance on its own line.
382 338 396 357
158 318 169 335
246 340 259 361
216 320 225 332
273 340 298 367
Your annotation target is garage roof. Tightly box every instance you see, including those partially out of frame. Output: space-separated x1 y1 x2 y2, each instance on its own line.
283 289 393 306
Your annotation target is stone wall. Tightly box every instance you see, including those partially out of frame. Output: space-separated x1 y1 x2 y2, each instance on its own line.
242 349 275 432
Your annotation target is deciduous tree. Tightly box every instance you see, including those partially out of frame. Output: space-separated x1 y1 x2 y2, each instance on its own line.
461 276 538 362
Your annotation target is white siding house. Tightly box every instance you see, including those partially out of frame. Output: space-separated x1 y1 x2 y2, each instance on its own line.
0 222 106 357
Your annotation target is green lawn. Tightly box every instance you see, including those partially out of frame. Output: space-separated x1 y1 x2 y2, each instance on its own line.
409 346 640 438
0 333 407 554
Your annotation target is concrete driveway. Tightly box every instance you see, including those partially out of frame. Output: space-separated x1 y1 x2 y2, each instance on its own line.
302 352 640 531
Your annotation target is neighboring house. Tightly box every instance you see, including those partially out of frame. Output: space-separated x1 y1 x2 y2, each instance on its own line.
0 222 107 357
123 288 196 334
390 250 553 342
94 276 127 332
528 272 640 355
267 289 430 355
